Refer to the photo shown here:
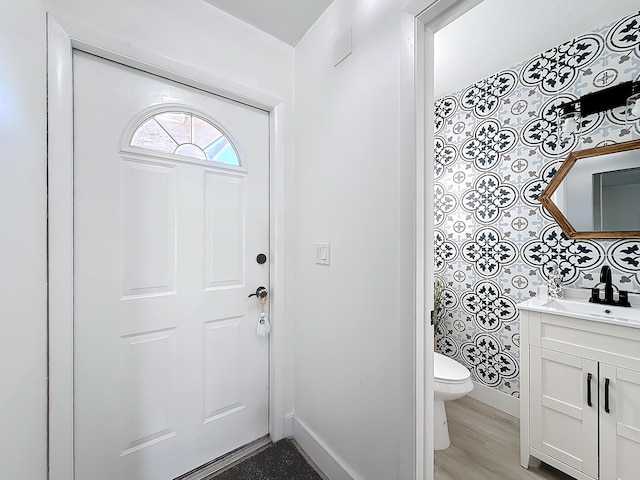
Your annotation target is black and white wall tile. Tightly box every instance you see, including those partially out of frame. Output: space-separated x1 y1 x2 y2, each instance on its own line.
434 11 640 398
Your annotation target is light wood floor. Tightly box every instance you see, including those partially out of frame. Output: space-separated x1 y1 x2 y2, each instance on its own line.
435 396 575 480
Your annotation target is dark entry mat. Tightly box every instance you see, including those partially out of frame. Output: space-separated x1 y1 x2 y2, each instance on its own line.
210 439 324 480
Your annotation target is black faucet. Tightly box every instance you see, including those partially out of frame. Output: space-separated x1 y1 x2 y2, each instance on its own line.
601 265 614 303
589 265 631 307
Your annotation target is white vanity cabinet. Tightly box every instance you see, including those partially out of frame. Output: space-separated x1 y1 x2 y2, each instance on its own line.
519 305 640 480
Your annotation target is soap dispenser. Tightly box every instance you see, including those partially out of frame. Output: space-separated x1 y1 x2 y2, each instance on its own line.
547 265 563 299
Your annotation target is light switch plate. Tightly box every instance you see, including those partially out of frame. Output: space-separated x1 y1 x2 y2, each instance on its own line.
315 242 330 265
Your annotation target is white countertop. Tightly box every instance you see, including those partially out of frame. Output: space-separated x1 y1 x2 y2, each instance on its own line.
518 288 640 329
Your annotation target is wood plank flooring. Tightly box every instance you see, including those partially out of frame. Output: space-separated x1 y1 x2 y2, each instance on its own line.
435 396 575 480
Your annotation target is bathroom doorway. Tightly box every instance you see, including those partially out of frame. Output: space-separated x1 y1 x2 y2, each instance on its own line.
430 0 640 478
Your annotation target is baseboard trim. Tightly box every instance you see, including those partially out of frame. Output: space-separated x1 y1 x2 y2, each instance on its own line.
468 381 520 418
283 413 294 438
292 416 362 480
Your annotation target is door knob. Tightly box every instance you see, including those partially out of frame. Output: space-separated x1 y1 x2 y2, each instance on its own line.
248 286 268 299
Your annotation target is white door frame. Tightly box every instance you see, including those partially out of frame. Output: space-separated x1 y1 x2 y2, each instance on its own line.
47 14 288 480
401 1 483 478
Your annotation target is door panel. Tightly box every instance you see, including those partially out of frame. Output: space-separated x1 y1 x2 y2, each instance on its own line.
600 364 640 480
530 347 598 478
121 160 177 296
204 174 244 288
121 328 177 454
203 317 242 420
73 51 270 480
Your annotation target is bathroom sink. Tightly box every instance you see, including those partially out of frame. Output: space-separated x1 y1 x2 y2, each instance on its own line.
543 298 640 323
518 296 640 328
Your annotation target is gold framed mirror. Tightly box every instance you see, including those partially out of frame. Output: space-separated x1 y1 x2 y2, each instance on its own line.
539 138 640 239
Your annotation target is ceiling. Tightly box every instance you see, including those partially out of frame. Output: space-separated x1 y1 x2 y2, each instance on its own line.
204 0 335 46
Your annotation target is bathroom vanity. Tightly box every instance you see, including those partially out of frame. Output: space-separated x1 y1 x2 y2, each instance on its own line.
519 295 640 480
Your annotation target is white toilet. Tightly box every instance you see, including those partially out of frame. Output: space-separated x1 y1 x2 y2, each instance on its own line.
434 352 473 450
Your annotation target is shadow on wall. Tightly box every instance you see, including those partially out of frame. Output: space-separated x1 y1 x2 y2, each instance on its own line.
433 11 640 398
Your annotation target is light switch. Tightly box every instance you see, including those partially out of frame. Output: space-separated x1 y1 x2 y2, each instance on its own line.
315 242 330 265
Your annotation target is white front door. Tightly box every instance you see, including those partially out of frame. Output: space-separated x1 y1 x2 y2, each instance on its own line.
73 51 270 480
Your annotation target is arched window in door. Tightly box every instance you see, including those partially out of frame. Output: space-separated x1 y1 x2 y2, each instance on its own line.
129 111 240 166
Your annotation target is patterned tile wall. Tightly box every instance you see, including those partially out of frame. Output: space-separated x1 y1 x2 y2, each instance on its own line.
434 12 640 397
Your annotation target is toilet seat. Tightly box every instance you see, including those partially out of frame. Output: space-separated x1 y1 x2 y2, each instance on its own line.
434 352 471 384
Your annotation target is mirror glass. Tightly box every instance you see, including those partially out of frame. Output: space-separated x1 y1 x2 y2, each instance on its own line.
540 139 640 238
559 150 640 231
592 166 640 231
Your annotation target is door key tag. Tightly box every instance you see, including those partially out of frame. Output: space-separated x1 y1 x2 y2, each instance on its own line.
251 287 270 336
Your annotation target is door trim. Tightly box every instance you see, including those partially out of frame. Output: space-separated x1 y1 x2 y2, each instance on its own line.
400 1 484 478
47 14 288 480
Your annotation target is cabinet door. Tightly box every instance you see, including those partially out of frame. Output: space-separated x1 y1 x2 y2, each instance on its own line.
530 347 598 478
600 364 640 480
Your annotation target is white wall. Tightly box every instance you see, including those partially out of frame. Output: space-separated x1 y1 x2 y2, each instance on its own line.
435 0 640 98
0 1 48 478
293 1 415 478
1 1 294 478
47 0 294 100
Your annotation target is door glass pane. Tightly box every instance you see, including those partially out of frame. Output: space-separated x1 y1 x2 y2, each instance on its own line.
204 137 239 165
175 143 206 160
193 116 223 149
155 112 191 145
130 119 178 153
